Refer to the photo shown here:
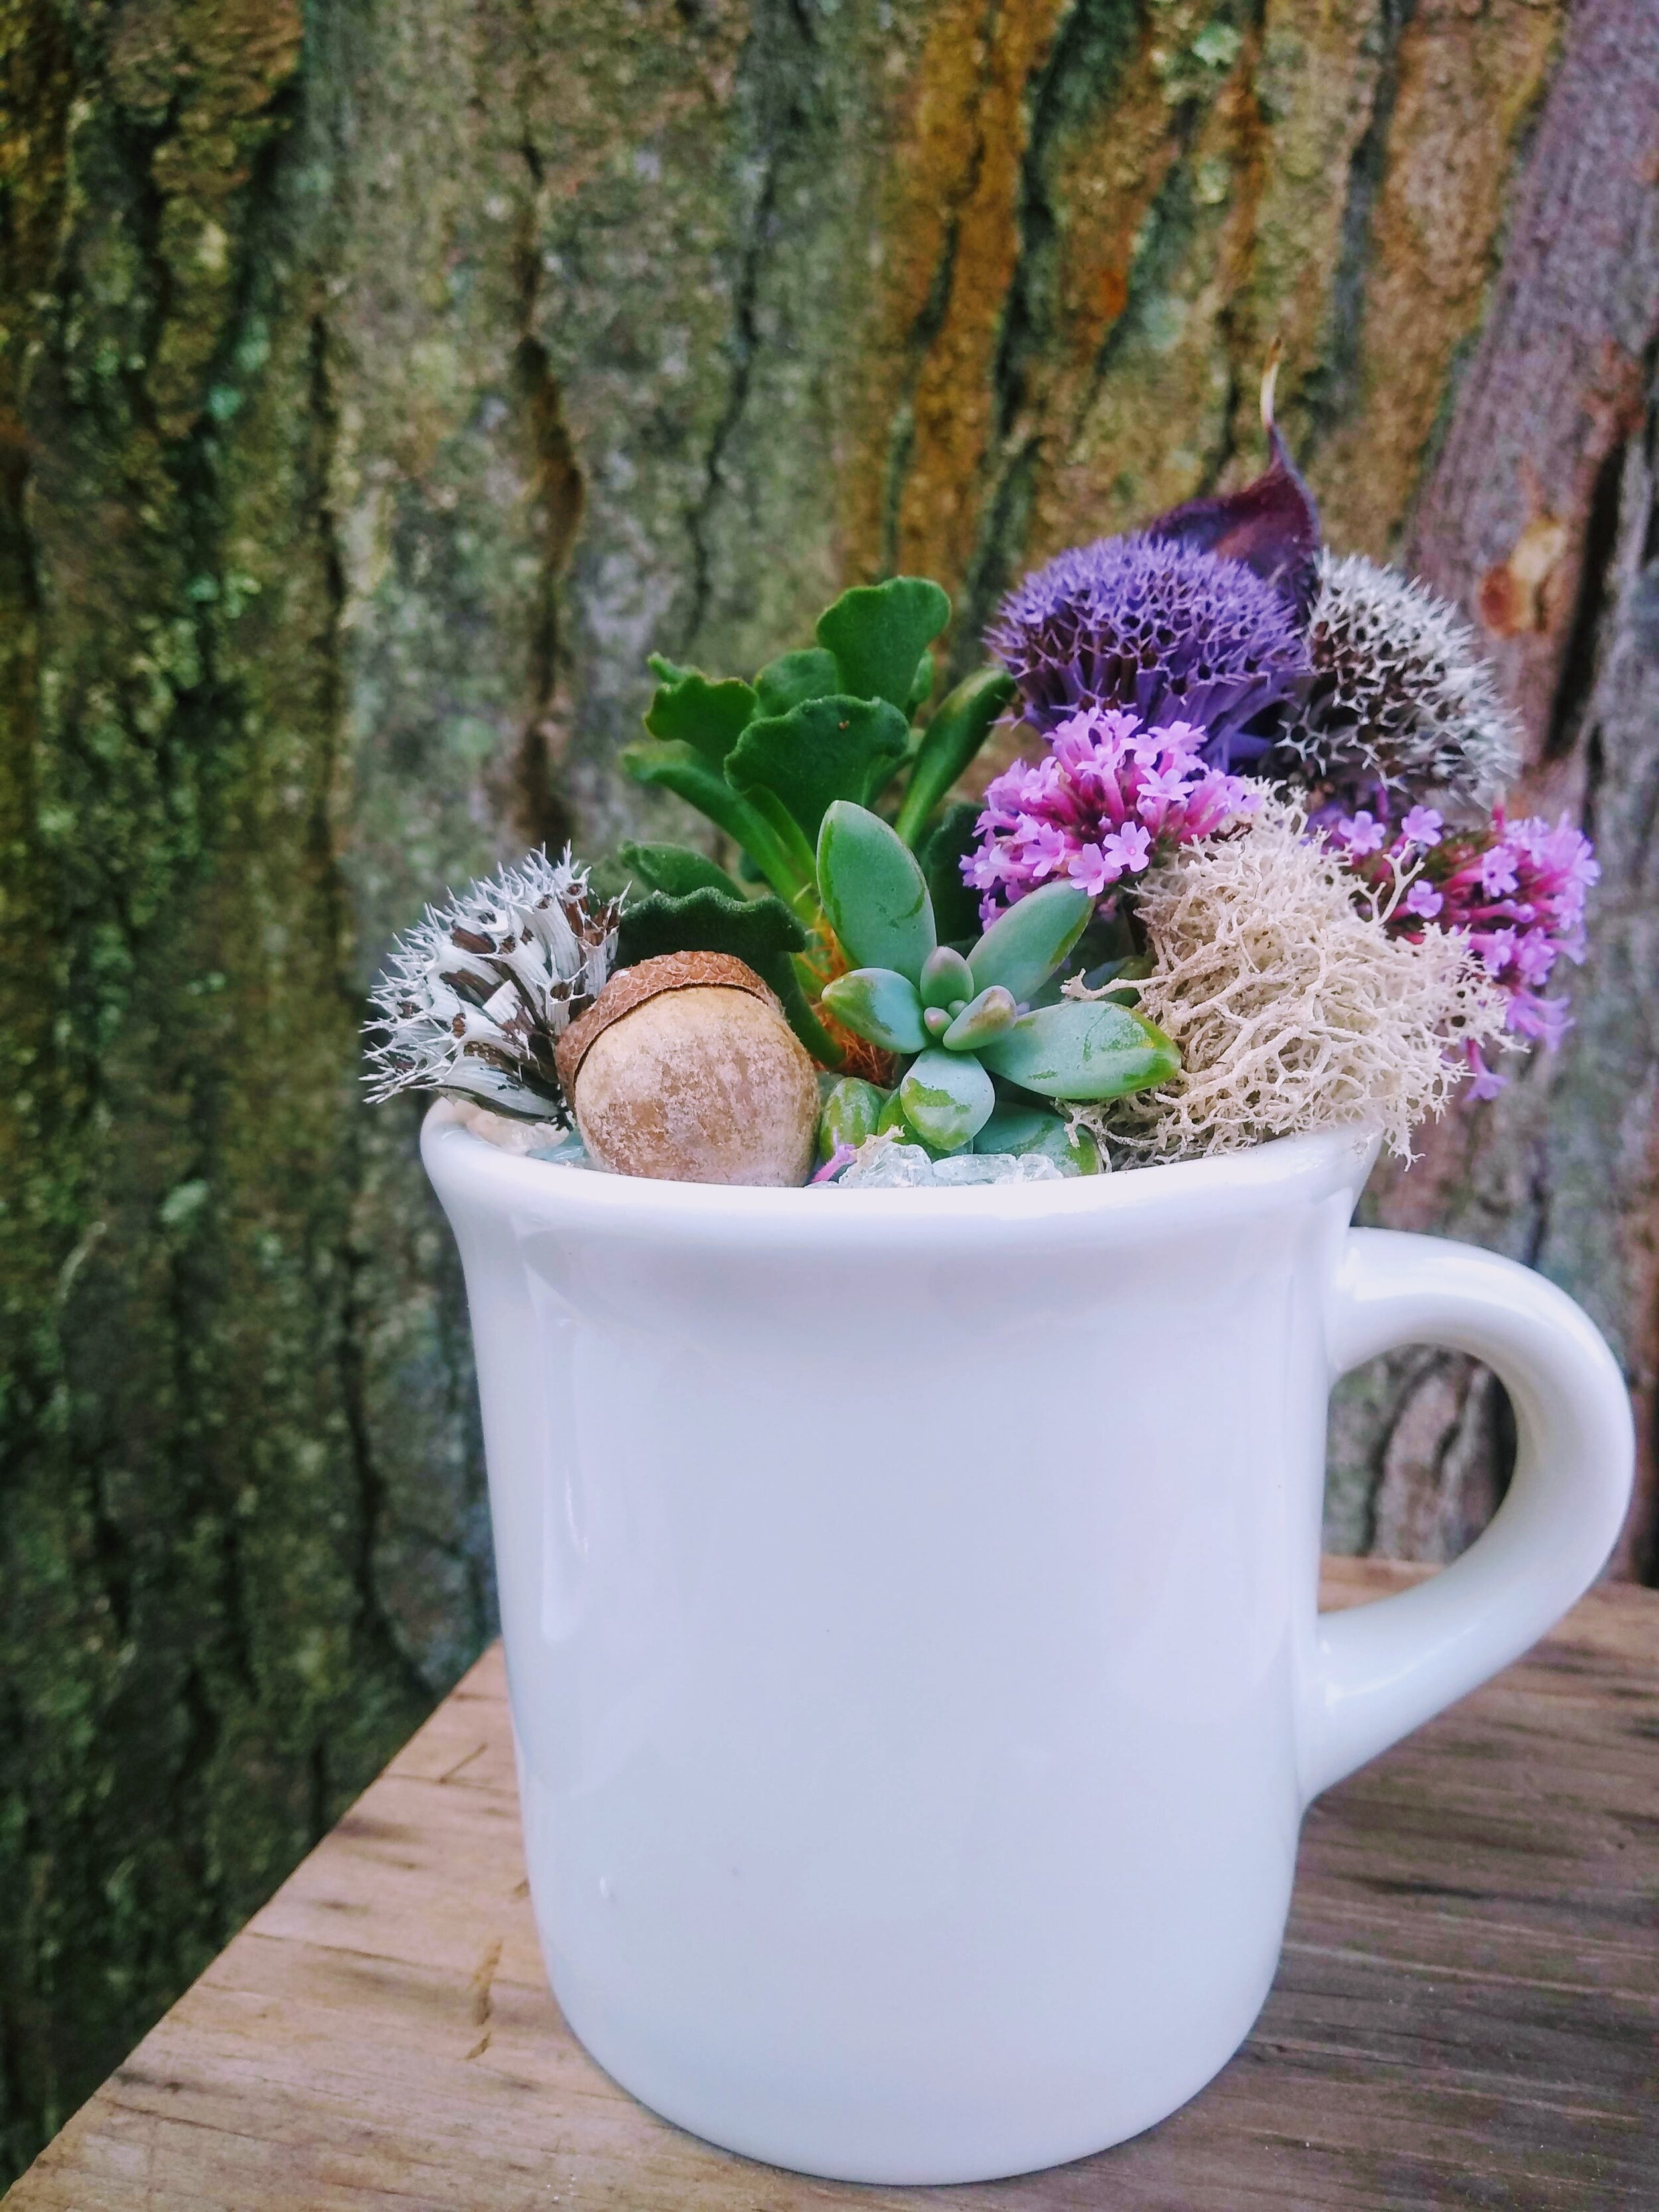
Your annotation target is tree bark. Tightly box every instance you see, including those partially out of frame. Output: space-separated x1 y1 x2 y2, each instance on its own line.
1 0 1654 2179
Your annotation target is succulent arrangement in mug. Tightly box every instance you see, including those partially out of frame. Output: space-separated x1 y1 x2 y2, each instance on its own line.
366 359 1597 1190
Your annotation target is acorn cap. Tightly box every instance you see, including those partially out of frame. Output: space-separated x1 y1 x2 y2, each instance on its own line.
555 950 782 1092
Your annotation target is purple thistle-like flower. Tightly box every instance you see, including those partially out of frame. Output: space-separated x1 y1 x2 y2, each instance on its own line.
989 533 1311 769
1327 802 1599 1094
964 705 1260 927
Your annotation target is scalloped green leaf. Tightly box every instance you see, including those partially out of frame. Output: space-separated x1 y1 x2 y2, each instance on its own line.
615 885 841 1067
727 695 910 842
644 668 758 767
816 577 951 710
899 1047 996 1151
616 841 745 901
816 801 938 984
754 647 839 718
968 881 1093 1003
820 968 928 1054
620 742 812 907
977 999 1179 1101
906 649 936 715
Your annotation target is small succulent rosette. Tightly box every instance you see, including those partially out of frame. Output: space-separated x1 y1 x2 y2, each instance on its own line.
366 358 1596 1189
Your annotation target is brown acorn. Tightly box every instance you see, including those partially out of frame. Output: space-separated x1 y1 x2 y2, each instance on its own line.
555 952 820 1185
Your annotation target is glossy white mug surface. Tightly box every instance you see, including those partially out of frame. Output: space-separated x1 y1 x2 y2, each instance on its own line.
423 1105 1632 2184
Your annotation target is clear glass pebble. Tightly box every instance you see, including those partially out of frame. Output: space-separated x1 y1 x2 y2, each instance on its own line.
837 1136 1072 1188
933 1151 1067 1185
839 1140 938 1187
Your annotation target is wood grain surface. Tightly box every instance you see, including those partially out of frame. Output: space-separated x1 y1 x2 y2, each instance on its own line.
7 1558 1656 2212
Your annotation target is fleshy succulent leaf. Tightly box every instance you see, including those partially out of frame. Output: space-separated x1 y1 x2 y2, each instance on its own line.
616 840 745 901
968 879 1093 1003
918 800 986 944
727 695 911 840
893 665 1017 846
615 885 842 1067
977 998 1179 1100
876 1088 910 1138
906 650 937 716
620 742 813 905
820 967 928 1054
816 577 952 710
818 1076 889 1159
816 801 938 983
754 647 839 718
643 668 758 767
974 1100 1099 1173
919 944 974 1009
1143 353 1321 621
899 1046 996 1151
942 984 1017 1050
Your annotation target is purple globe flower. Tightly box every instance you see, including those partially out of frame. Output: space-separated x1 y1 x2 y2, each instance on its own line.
989 533 1311 769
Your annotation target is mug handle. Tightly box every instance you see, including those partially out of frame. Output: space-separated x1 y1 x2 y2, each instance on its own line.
1301 1226 1634 1801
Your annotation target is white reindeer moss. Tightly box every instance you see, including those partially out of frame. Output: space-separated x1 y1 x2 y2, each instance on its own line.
1098 797 1509 1163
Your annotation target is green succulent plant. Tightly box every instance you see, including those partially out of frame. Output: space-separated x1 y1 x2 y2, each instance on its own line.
813 802 1179 1155
616 577 1016 1067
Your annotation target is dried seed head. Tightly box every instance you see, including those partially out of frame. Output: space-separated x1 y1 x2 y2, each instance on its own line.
364 848 622 1122
1269 552 1521 812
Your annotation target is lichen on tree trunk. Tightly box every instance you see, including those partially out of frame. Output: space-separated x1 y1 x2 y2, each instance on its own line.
1 0 1656 2181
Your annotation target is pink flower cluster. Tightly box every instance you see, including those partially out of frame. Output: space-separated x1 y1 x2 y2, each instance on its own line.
1327 803 1599 1096
964 706 1259 926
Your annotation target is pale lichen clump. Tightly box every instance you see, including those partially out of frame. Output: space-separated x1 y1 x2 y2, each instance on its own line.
1094 795 1509 1163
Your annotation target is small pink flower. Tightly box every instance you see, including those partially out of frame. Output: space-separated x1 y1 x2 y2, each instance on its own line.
1018 819 1072 879
967 705 1254 925
1102 821 1153 873
1463 1046 1508 1102
1512 933 1557 988
1331 802 1598 1094
1068 843 1116 898
1335 810 1386 857
1479 846 1519 897
1476 927 1518 976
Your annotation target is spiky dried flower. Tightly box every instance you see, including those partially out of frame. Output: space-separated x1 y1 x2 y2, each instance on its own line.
1092 793 1508 1163
365 849 621 1122
1269 552 1521 811
989 534 1311 767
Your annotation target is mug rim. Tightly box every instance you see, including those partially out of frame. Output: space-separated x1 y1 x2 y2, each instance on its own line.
421 1098 1382 1250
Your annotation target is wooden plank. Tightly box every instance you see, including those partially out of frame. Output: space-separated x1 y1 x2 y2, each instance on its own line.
9 1560 1657 2211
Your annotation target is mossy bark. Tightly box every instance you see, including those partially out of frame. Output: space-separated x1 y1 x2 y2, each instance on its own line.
1 0 1654 2179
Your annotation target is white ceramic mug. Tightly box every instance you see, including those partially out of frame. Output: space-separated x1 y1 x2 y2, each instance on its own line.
423 1105 1632 2185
